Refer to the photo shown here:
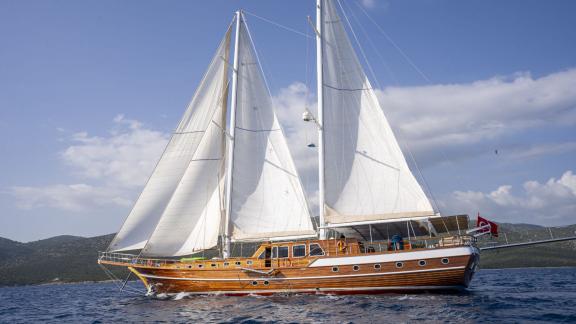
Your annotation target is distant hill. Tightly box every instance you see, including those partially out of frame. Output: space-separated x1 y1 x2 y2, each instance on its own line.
0 234 129 287
0 223 575 286
478 223 576 269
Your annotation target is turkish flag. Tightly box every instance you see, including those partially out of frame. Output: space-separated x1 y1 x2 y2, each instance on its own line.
477 213 499 237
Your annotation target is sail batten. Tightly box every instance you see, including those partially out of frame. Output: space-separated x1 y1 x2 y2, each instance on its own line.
320 0 434 225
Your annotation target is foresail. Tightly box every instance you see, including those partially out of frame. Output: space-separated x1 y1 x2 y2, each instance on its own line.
229 20 315 241
321 0 434 225
142 104 227 256
108 26 232 252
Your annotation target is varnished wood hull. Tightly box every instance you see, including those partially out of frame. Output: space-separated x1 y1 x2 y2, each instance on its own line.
112 246 480 295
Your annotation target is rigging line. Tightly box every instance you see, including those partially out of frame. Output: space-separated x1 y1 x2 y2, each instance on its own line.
243 10 314 39
337 0 382 90
353 0 432 84
342 0 400 86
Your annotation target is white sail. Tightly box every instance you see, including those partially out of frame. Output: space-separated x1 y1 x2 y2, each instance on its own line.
229 20 315 241
141 105 227 256
321 0 434 225
109 26 232 252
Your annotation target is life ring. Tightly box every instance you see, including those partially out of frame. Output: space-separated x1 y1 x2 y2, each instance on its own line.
337 240 346 252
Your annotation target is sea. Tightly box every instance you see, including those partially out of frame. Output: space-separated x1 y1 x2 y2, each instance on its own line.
0 267 575 323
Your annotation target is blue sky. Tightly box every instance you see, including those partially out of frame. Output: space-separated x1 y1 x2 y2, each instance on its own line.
1 0 575 242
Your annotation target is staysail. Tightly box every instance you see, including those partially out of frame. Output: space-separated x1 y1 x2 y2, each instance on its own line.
109 25 232 252
228 17 315 241
320 0 434 226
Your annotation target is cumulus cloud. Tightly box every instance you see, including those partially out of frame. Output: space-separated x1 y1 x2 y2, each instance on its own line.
448 170 576 225
62 114 168 188
273 83 320 212
10 116 169 212
376 69 576 165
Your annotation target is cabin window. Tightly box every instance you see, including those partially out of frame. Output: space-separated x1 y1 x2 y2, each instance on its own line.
211 263 217 268
235 261 242 266
278 246 289 258
187 265 193 269
197 264 203 269
352 265 360 271
247 260 253 265
374 264 381 270
251 281 258 286
441 258 449 265
309 243 325 256
263 280 270 286
224 262 229 267
293 245 306 258
272 246 278 258
332 266 339 272
395 262 404 269
418 260 426 267
258 250 266 259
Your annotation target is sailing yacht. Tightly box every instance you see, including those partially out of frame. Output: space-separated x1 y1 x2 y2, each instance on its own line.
98 0 480 295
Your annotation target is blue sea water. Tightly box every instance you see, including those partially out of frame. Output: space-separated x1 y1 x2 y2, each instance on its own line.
0 267 575 323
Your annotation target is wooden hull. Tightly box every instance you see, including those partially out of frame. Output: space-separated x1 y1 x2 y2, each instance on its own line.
105 246 479 295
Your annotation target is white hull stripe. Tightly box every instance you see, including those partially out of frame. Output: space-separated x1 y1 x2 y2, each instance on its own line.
140 265 466 282
309 246 477 267
156 285 465 296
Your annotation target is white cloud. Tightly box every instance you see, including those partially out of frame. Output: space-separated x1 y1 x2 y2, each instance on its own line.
505 142 576 160
360 0 376 9
376 69 576 165
11 184 132 211
62 114 168 188
10 116 169 212
448 170 576 225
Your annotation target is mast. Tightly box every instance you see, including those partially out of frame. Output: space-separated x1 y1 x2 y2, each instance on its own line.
316 0 326 240
223 10 242 259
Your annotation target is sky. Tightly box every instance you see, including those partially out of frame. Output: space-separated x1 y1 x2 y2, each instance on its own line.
1 0 575 242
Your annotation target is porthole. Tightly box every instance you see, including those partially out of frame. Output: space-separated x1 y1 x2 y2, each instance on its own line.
352 265 360 271
332 266 339 272
247 260 253 265
251 281 258 286
395 262 404 269
418 260 427 267
441 258 449 265
235 261 241 266
373 264 381 270
197 264 203 269
263 281 270 286
223 262 229 267
211 263 217 268
187 265 192 269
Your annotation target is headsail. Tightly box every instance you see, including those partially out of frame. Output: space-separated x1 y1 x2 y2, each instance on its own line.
320 0 434 226
108 25 232 252
228 17 315 241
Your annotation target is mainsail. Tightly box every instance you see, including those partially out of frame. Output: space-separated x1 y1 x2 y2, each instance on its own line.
109 26 232 252
320 0 434 226
228 18 315 241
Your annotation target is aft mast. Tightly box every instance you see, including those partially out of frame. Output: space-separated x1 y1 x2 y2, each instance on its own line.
223 10 242 259
316 0 326 240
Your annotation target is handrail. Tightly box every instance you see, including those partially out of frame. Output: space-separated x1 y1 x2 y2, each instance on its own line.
98 235 476 267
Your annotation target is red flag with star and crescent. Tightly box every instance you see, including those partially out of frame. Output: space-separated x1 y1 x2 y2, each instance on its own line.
477 213 499 237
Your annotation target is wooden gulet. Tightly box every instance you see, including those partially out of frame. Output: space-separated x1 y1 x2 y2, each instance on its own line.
99 237 479 295
98 1 481 296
